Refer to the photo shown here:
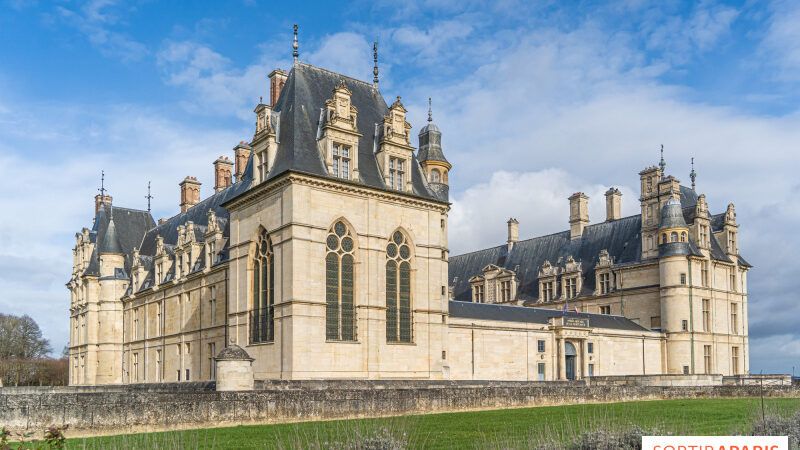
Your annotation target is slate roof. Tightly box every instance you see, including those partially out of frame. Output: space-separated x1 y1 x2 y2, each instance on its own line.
449 184 748 303
83 206 155 276
448 301 650 332
263 62 438 201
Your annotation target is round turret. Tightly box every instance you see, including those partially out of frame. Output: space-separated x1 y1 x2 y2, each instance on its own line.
658 197 690 256
418 98 450 202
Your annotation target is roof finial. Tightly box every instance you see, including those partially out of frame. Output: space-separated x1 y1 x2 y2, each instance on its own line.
145 181 154 213
428 97 432 122
373 41 379 88
292 24 299 64
659 144 666 179
98 170 107 199
690 157 696 191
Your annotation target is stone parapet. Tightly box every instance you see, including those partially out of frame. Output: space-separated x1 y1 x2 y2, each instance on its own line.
1 381 797 438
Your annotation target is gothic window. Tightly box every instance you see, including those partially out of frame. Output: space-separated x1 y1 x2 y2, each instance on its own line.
251 229 274 343
430 168 440 183
386 230 412 343
389 157 405 190
326 221 356 341
332 144 351 179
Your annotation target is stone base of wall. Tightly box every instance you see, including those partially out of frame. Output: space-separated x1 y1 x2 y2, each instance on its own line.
1 381 797 438
587 375 723 387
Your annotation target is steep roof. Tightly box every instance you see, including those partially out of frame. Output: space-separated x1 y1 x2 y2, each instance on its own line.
449 184 748 303
83 206 154 276
448 301 650 332
449 215 643 303
264 62 437 201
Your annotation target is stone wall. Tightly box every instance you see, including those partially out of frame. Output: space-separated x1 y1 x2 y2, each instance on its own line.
1 380 797 438
587 374 723 386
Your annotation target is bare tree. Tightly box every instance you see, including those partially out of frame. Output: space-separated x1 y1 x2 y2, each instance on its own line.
0 313 52 359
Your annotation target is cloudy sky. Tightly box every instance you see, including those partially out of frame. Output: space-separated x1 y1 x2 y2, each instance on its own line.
1 0 798 374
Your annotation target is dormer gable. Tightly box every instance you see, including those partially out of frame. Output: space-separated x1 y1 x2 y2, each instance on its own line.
376 96 415 192
318 79 362 182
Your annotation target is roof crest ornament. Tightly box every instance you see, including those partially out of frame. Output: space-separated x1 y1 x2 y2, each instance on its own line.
428 97 432 123
659 144 666 179
145 181 153 213
98 170 107 199
292 24 299 64
690 157 697 191
373 41 379 88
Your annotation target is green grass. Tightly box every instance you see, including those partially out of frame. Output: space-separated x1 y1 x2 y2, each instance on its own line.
66 397 800 449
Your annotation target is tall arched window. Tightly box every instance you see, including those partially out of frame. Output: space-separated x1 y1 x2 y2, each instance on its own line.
326 221 356 341
251 229 274 343
386 230 412 343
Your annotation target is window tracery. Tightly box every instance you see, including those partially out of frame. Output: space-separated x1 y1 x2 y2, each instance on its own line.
386 230 412 343
326 221 356 341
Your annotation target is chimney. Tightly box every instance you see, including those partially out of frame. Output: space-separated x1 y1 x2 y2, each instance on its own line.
568 192 589 239
233 142 252 182
605 187 622 221
507 218 519 251
268 69 288 106
94 194 112 217
213 156 234 193
158 218 168 225
179 176 201 213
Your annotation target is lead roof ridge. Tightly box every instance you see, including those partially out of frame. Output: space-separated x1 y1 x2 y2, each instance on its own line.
295 61 381 91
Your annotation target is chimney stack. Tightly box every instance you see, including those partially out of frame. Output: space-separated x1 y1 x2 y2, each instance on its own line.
94 194 112 217
605 187 622 221
268 69 288 106
569 192 589 239
213 156 234 193
233 142 252 182
179 176 201 213
507 218 519 251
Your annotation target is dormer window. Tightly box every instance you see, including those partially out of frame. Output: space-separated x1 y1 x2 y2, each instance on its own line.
389 157 405 190
332 144 350 179
541 281 555 301
473 284 484 302
699 225 708 247
599 273 611 294
500 280 512 302
565 277 578 298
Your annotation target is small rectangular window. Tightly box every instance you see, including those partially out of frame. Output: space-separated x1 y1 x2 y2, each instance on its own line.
442 350 446 360
185 342 191 354
681 320 688 331
441 286 446 296
588 364 594 377
177 370 181 381
650 316 661 329
680 273 686 285
587 342 594 354
537 363 545 381
185 369 190 381
600 305 611 315
440 219 445 229
683 365 689 375
537 340 545 353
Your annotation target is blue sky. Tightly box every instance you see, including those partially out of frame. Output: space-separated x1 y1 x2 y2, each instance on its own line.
1 0 799 375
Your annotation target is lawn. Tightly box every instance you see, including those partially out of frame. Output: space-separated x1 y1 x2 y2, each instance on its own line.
66 397 800 449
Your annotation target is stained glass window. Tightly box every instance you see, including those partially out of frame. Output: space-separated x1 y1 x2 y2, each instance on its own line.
326 221 356 341
386 230 413 343
250 229 274 343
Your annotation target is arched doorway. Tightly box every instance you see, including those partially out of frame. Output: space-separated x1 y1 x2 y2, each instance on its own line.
565 342 577 380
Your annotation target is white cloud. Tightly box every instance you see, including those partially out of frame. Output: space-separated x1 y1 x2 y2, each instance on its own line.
53 0 147 62
760 0 800 82
305 32 376 81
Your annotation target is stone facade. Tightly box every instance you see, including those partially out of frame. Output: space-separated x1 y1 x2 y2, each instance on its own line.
67 55 751 386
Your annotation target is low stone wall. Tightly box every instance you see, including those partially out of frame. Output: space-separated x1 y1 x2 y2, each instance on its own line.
722 374 793 386
1 380 798 438
587 374 723 387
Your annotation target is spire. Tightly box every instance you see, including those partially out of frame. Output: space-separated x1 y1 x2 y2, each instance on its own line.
428 97 432 123
292 24 299 64
98 170 107 199
659 144 666 179
99 205 123 255
145 181 154 213
373 41 379 88
690 157 697 191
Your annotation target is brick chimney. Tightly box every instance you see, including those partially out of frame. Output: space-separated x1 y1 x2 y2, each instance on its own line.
507 218 519 251
213 156 234 193
233 142 252 182
605 187 622 221
569 192 589 239
179 176 201 213
269 69 288 106
94 194 112 217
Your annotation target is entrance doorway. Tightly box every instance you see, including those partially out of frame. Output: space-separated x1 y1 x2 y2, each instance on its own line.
565 342 577 380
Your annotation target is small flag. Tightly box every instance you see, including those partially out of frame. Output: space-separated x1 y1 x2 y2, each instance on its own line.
562 300 568 314
574 307 579 314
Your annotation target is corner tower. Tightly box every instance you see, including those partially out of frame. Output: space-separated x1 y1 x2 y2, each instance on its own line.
417 98 451 202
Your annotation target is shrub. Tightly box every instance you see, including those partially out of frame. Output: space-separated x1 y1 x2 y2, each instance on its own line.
749 413 800 449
